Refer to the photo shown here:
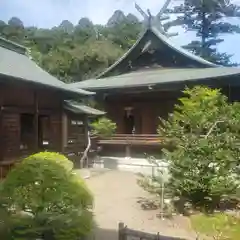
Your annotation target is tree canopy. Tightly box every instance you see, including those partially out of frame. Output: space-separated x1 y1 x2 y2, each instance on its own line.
167 0 240 65
1 4 240 82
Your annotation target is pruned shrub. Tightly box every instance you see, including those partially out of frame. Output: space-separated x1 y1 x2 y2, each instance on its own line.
90 116 116 138
0 152 94 240
24 151 74 171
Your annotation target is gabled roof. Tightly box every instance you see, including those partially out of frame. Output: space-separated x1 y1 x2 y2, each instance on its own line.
0 37 93 96
70 67 240 91
98 26 218 78
64 100 105 116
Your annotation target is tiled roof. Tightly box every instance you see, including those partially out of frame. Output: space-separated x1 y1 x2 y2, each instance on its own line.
64 100 105 115
69 67 240 90
0 37 93 96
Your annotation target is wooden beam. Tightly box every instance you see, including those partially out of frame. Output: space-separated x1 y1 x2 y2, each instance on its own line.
1 106 59 114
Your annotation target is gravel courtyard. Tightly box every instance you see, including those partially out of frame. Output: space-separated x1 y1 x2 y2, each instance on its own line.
85 170 197 240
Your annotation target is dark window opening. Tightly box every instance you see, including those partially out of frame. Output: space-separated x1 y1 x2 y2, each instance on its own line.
124 108 135 134
38 115 50 150
20 113 34 150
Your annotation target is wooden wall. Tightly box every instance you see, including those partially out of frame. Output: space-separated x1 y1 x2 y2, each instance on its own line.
66 112 87 147
103 85 240 135
104 90 179 134
2 84 62 110
0 83 63 162
2 113 20 159
64 112 88 168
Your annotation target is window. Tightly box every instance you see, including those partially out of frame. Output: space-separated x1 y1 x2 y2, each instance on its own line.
20 113 34 149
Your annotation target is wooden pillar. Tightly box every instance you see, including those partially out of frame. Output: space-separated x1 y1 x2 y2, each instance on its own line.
84 115 88 144
141 106 151 134
125 145 131 158
61 111 68 152
0 107 3 161
133 105 141 134
0 87 3 161
34 91 39 152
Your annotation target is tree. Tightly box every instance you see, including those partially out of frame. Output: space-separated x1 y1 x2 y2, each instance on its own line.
1 17 25 43
105 20 141 49
168 0 240 65
0 152 94 240
0 11 141 82
90 117 117 138
138 86 240 213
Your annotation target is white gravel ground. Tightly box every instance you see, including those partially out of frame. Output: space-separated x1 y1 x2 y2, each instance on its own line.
84 170 197 240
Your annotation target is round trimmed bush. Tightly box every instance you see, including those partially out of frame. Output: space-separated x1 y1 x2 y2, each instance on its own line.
0 152 94 240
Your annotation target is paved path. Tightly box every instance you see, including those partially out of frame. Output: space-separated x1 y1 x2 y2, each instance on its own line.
85 170 197 240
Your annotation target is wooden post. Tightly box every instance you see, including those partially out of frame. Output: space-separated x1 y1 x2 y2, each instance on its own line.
34 91 39 152
118 222 126 240
125 145 131 158
61 111 68 153
0 86 4 161
0 106 3 162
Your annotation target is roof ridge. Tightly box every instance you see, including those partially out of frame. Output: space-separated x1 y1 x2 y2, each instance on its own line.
150 26 218 67
97 28 148 78
0 36 27 55
97 25 219 79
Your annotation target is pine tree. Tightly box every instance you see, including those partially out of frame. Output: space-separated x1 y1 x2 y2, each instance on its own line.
167 0 240 65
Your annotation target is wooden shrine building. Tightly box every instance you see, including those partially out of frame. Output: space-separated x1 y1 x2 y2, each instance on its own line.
69 4 240 157
0 37 104 178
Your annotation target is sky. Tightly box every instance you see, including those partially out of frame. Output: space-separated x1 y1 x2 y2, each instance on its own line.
1 0 240 62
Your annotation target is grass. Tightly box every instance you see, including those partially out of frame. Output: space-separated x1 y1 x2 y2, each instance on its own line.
190 213 240 240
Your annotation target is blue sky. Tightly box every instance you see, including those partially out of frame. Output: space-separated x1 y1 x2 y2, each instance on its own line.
1 0 240 62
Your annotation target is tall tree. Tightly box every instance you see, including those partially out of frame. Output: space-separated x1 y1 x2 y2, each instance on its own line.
0 11 141 81
167 0 240 65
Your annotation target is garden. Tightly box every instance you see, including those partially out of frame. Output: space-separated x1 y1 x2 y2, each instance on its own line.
0 86 239 240
138 86 240 239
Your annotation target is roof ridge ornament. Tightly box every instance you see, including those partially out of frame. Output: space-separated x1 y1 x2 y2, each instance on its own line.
135 1 178 38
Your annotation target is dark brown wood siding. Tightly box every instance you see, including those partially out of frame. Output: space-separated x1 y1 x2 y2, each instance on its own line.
2 112 20 160
104 90 179 134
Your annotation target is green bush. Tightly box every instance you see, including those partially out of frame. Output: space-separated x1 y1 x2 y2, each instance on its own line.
24 151 74 171
90 116 116 138
139 86 240 213
0 152 94 240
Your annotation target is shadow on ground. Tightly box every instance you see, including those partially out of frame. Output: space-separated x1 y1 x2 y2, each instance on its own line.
94 157 119 170
103 157 119 169
88 228 118 240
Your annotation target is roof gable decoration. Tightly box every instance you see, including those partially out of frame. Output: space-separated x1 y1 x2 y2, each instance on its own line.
135 0 178 38
96 1 218 78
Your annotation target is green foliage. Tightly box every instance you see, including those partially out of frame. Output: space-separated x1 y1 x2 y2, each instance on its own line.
191 213 240 240
139 86 240 212
90 117 116 138
24 151 74 171
0 14 140 83
0 152 94 240
168 0 240 65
